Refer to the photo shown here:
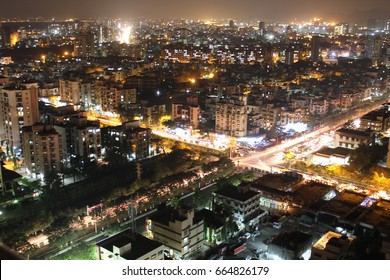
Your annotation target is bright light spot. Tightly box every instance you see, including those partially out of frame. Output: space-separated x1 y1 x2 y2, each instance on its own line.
266 34 275 41
237 136 264 146
119 26 132 44
353 118 361 129
284 122 308 133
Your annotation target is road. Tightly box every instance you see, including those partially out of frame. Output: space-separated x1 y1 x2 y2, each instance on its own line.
235 99 389 171
38 181 217 259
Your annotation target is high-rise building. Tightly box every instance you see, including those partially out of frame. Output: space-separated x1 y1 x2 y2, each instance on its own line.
0 24 11 47
259 21 266 36
93 79 137 113
102 121 151 161
334 23 349 35
366 36 383 58
55 116 102 163
74 31 96 57
59 79 81 105
311 35 321 62
215 94 248 137
0 84 39 148
285 46 295 65
368 19 390 31
21 124 63 177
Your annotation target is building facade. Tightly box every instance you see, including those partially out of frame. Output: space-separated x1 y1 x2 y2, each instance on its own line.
333 128 373 149
213 185 262 229
21 124 63 177
97 230 165 260
0 84 39 148
215 94 248 137
311 231 353 260
146 206 204 259
172 103 200 128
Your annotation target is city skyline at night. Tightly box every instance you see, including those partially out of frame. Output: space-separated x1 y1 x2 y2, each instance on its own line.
0 0 389 22
0 0 389 263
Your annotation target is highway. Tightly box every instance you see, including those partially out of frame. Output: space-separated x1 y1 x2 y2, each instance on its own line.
234 98 390 171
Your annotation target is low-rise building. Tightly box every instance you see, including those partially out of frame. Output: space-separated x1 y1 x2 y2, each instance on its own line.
333 128 373 149
250 173 303 212
311 231 353 260
360 109 390 132
146 206 204 259
96 230 165 260
268 231 312 260
213 185 263 229
310 147 351 165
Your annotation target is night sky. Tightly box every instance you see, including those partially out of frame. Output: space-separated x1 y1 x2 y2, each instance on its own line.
1 0 389 22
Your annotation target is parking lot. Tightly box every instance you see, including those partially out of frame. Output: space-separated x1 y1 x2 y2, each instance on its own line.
224 223 282 260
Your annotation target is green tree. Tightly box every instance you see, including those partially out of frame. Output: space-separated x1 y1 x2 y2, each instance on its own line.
349 144 386 172
170 196 182 209
104 149 129 166
42 170 62 200
162 120 177 129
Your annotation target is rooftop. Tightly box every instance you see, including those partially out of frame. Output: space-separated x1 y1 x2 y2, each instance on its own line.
314 147 351 157
293 182 335 207
96 229 163 260
312 231 352 251
214 185 260 202
251 173 303 192
358 199 390 235
335 128 372 138
270 231 312 251
147 205 202 226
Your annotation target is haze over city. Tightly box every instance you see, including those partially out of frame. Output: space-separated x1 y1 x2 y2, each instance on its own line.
0 0 389 22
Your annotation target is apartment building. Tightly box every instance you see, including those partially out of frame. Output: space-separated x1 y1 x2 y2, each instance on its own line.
146 206 204 260
215 94 248 137
21 123 63 176
0 84 39 148
102 121 151 160
172 103 200 129
213 185 263 229
334 128 373 149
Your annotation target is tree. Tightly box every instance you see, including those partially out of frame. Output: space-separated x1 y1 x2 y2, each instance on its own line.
17 178 41 194
42 170 62 200
104 149 129 166
162 120 177 129
170 196 182 209
348 144 386 172
283 151 296 168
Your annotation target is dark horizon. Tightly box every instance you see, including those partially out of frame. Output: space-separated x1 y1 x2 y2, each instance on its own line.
0 0 389 23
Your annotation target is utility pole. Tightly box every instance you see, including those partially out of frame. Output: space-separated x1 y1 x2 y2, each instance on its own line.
0 161 4 195
128 197 137 237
